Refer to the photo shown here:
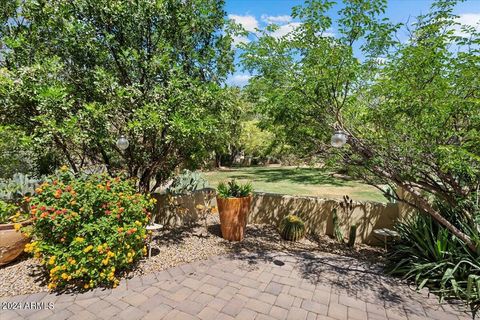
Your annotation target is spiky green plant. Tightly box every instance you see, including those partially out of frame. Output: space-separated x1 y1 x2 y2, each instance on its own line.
217 179 253 198
386 211 480 312
279 214 306 241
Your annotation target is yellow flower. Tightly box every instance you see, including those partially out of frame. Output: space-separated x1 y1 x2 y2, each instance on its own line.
48 256 56 265
60 165 69 172
84 284 89 289
47 283 57 290
149 198 157 204
107 251 115 258
61 273 68 280
75 237 85 243
13 223 21 232
83 245 93 253
135 220 142 226
24 243 32 253
97 245 103 252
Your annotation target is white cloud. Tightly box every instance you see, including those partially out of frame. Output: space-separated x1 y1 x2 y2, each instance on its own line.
228 14 259 33
454 13 480 36
231 35 250 47
261 14 292 24
270 22 302 39
227 73 252 87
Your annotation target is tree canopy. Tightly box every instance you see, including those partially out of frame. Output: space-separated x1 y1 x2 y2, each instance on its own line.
241 0 480 250
0 0 238 191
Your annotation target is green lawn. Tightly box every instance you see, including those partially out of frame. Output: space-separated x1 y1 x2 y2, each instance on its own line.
201 166 387 203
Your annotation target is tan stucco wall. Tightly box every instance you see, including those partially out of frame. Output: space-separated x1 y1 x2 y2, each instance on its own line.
152 189 407 245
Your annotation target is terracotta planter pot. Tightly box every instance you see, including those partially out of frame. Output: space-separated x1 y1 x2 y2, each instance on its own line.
0 220 31 266
216 195 252 241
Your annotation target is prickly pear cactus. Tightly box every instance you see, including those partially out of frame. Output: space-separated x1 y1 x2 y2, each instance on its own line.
0 173 41 201
279 214 306 241
167 170 209 195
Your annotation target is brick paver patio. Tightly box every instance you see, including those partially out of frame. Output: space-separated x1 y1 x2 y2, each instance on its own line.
0 249 472 319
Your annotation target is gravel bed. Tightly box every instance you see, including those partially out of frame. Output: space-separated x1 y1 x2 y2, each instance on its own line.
0 214 384 297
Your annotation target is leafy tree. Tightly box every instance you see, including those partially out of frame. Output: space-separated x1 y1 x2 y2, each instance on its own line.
0 0 237 192
242 0 480 251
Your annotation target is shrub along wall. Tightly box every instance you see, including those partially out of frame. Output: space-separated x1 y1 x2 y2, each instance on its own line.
152 189 408 245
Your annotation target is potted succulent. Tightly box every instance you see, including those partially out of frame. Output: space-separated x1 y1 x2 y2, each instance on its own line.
0 199 32 266
216 180 253 241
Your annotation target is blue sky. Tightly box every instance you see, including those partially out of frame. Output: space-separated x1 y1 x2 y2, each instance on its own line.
225 0 480 86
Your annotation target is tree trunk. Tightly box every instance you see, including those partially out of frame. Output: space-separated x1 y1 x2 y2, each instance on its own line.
138 168 152 194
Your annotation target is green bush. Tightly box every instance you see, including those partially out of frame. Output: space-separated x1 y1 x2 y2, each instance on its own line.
0 200 21 224
386 212 480 310
26 167 155 290
217 179 253 198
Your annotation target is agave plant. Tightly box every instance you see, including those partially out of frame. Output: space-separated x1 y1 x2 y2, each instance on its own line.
217 179 253 198
386 211 480 312
279 214 306 241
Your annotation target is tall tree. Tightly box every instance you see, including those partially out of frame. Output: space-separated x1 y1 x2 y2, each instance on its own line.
0 0 237 191
242 0 480 251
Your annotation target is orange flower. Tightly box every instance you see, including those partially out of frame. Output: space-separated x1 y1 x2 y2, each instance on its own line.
54 189 62 199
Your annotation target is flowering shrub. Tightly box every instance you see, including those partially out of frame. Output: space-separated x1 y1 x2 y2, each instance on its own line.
25 168 155 290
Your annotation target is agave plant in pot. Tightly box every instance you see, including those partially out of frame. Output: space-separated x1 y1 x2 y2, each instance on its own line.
216 180 253 241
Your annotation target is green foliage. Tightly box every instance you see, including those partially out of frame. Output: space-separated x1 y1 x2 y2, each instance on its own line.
27 168 155 290
386 212 480 310
217 179 253 198
0 126 34 178
0 0 237 192
348 224 357 247
0 199 21 224
239 120 275 158
242 0 480 251
332 209 344 243
279 214 306 241
167 170 209 195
